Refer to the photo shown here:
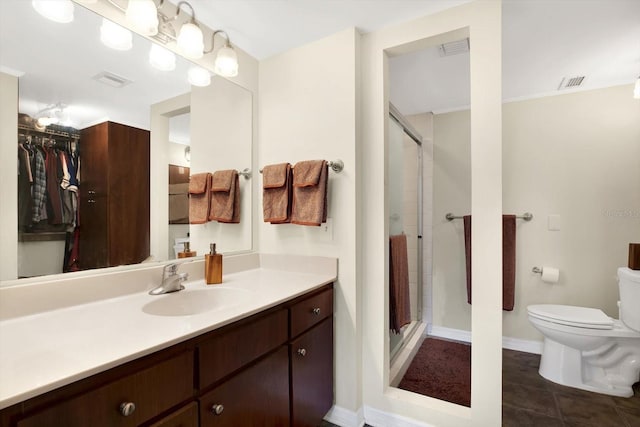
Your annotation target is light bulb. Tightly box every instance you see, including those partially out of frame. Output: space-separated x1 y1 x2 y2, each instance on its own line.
100 18 133 51
214 45 239 77
177 22 204 59
188 67 211 87
126 0 158 36
149 44 176 71
32 0 74 24
634 77 640 100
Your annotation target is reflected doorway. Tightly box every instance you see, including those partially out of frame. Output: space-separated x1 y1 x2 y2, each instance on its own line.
168 112 190 259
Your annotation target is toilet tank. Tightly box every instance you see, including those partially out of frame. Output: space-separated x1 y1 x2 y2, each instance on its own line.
618 267 640 331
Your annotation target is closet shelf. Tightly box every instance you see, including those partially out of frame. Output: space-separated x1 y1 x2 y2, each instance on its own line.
19 232 67 242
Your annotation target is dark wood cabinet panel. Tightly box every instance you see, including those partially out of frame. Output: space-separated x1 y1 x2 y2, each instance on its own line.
16 351 193 427
79 121 150 270
291 317 334 427
148 402 198 427
199 309 288 389
199 346 290 427
290 287 333 338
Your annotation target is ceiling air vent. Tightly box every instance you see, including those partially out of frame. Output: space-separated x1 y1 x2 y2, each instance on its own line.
438 38 470 57
92 71 132 88
558 76 585 90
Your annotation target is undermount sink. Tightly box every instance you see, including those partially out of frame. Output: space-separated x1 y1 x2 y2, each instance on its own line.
142 287 251 317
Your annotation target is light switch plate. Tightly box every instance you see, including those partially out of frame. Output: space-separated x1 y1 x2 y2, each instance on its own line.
548 214 561 231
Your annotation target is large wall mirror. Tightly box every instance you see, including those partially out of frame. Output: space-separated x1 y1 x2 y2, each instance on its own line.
0 1 253 282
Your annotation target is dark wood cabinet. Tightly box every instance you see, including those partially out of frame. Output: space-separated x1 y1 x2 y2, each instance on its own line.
79 121 150 270
0 284 333 427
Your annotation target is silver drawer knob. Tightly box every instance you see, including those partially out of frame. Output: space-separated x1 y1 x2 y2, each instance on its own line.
297 348 307 357
312 307 321 315
211 404 224 415
119 402 136 417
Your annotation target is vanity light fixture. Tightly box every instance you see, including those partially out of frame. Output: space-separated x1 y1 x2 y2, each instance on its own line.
149 44 176 71
634 76 640 99
32 0 74 24
175 2 204 59
188 66 211 87
100 18 133 51
126 0 159 36
207 30 239 77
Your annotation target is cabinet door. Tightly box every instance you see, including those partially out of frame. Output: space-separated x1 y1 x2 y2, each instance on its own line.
290 317 333 427
199 347 289 427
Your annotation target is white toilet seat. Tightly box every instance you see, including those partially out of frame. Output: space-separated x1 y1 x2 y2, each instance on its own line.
527 304 614 330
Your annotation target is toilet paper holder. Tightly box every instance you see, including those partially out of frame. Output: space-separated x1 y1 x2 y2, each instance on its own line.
532 267 543 275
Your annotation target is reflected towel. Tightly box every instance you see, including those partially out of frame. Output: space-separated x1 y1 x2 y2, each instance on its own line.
210 169 240 223
291 160 328 226
188 172 211 224
464 215 517 311
262 162 292 223
390 234 411 334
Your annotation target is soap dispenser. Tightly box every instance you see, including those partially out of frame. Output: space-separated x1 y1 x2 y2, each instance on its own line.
177 241 196 258
205 243 223 284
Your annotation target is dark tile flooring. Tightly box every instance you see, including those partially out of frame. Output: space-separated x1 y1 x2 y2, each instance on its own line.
323 348 640 426
502 349 640 427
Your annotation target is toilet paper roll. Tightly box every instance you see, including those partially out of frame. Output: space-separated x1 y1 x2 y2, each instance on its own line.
541 267 560 283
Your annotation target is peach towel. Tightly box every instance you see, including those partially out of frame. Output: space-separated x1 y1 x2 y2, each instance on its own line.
189 173 211 224
262 163 292 223
291 160 328 226
209 169 240 223
390 234 411 334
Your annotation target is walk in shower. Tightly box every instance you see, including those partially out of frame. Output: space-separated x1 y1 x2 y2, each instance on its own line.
388 103 424 372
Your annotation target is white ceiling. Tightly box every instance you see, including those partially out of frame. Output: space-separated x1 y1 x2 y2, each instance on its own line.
0 0 638 130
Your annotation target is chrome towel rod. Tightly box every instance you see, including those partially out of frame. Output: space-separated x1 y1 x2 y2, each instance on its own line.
445 212 533 221
260 159 344 174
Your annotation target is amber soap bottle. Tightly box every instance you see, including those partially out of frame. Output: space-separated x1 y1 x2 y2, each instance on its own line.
177 241 196 258
205 243 223 284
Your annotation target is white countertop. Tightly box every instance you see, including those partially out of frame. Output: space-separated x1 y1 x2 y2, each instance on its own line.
0 255 336 410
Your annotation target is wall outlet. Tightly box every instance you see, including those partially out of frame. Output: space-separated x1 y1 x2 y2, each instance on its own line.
548 214 561 231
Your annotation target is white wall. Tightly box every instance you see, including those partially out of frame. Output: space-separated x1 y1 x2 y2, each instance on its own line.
431 84 640 343
0 72 18 280
258 28 362 415
361 1 502 426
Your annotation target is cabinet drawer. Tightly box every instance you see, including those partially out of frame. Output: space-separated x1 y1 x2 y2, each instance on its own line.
199 346 289 427
290 287 333 338
17 351 193 427
199 309 287 389
149 402 198 427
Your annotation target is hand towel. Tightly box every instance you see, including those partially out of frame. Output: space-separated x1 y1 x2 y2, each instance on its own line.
464 215 517 311
189 172 211 224
390 234 412 334
262 163 292 223
291 160 328 226
209 169 240 223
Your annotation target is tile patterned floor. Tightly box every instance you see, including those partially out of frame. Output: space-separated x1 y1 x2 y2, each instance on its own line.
323 348 640 426
502 349 640 427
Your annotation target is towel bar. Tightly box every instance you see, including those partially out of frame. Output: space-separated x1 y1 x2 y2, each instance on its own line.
260 159 344 174
237 168 251 179
445 212 533 221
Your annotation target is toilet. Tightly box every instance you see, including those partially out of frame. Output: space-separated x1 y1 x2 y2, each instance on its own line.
527 267 640 397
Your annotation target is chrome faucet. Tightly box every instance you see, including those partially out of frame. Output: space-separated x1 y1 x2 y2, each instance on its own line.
149 263 189 295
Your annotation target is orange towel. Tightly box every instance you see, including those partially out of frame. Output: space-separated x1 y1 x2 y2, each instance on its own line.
262 163 292 223
464 215 517 311
188 173 211 224
209 169 240 223
390 234 411 334
291 160 328 226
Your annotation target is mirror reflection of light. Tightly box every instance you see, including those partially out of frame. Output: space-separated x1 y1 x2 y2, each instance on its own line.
149 44 177 71
100 18 133 51
188 66 211 87
32 0 74 24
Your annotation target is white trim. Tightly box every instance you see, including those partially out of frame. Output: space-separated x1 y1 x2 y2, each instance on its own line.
428 324 542 354
324 405 365 427
390 322 427 386
364 405 437 427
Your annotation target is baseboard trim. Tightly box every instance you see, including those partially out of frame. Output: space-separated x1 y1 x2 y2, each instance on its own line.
428 325 542 354
363 405 436 427
324 405 365 427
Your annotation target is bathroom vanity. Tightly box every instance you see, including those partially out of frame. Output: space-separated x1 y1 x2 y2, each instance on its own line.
0 254 336 427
